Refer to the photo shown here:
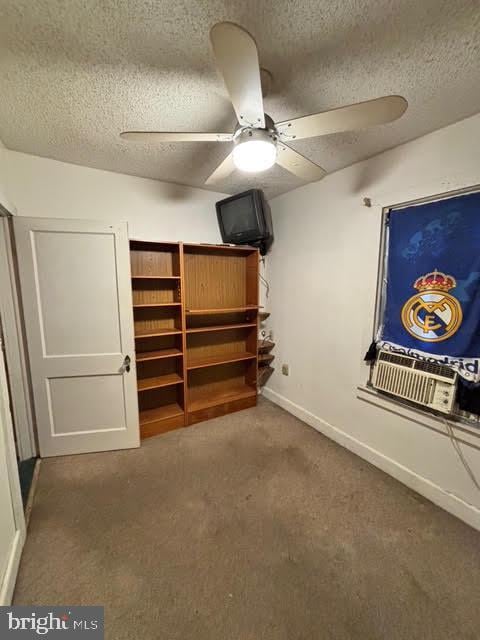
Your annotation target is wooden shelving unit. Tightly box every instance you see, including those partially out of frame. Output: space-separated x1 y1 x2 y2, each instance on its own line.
130 241 259 438
130 241 186 438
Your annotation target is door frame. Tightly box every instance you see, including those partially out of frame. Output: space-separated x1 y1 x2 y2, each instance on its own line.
0 323 26 604
0 205 37 460
0 199 28 603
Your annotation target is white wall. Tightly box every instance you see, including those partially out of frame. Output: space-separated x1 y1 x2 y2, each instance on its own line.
0 150 226 241
265 113 480 529
0 140 16 213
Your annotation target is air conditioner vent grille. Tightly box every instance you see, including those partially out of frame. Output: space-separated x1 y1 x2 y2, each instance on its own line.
375 363 434 404
413 360 456 379
377 351 414 368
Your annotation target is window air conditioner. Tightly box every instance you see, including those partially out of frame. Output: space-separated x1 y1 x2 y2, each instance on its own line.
372 349 457 414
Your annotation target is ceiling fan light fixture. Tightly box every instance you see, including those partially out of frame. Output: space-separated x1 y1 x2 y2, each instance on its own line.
233 139 276 173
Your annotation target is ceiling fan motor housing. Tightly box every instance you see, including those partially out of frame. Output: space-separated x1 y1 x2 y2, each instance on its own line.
232 115 277 173
233 113 276 143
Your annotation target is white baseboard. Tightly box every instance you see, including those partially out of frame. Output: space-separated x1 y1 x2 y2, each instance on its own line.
0 529 24 604
263 387 480 531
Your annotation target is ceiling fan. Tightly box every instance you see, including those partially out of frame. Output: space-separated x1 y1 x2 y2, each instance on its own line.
120 22 408 185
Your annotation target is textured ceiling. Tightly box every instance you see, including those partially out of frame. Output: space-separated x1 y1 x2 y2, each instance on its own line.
0 0 479 199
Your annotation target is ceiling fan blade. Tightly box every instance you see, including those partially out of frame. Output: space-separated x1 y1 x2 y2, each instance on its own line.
210 22 265 128
120 131 233 142
276 144 327 182
205 152 236 185
276 95 408 141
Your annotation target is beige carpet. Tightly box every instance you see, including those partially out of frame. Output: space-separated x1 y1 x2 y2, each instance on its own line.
14 398 480 639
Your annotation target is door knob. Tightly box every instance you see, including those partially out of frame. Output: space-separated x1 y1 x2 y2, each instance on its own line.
123 355 131 372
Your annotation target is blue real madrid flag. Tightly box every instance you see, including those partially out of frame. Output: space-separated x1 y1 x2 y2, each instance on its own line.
380 191 480 380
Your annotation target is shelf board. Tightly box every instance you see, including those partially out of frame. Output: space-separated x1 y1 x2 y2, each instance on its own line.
186 306 260 315
258 339 275 353
183 243 258 255
259 353 275 365
135 327 182 339
130 239 180 249
137 373 183 392
188 384 256 413
133 302 182 308
136 348 182 362
139 403 184 425
187 351 256 370
186 322 257 334
131 275 180 280
257 366 274 387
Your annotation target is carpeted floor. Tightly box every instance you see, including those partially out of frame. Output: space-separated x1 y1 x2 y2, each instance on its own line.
14 398 480 639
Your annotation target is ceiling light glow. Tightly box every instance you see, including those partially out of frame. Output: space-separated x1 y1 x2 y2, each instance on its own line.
233 139 276 173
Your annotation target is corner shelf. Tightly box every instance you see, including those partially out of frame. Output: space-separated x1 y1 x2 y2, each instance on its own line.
259 353 274 365
187 351 256 370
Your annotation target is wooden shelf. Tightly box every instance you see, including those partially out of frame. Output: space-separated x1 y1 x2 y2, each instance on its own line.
130 239 180 246
259 353 275 365
136 348 182 362
187 351 256 370
135 328 182 339
258 339 275 353
183 243 258 255
186 306 260 315
133 302 182 308
139 403 184 425
188 384 256 413
137 373 183 392
258 366 274 387
132 275 180 280
186 322 257 334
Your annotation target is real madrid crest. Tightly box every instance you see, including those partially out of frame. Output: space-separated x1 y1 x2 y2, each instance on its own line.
401 269 462 342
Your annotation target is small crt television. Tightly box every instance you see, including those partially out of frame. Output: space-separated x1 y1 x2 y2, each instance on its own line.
216 189 273 255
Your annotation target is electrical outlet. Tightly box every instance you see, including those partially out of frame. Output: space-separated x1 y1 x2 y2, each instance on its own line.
282 363 289 376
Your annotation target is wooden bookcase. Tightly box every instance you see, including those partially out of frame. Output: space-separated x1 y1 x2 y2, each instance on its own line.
130 241 259 438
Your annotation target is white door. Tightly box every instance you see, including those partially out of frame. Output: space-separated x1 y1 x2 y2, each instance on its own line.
14 217 139 457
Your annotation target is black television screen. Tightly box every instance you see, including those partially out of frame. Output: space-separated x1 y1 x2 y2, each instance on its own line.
216 189 273 254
